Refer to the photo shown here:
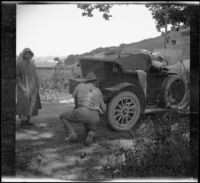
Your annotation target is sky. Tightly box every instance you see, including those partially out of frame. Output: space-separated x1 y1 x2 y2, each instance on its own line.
17 3 161 57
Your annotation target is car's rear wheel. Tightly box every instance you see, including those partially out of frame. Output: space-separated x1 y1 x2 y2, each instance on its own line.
107 91 141 131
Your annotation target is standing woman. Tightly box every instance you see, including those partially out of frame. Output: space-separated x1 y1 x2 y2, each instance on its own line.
16 48 42 127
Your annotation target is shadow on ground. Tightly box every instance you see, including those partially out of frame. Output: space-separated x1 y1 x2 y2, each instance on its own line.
16 103 191 180
16 103 139 180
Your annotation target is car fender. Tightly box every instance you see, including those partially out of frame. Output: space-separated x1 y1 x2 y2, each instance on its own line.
103 82 145 112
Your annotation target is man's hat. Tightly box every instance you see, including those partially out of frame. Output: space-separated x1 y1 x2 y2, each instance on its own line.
86 72 99 82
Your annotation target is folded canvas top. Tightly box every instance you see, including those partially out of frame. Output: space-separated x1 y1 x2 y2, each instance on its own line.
80 47 152 72
152 49 183 65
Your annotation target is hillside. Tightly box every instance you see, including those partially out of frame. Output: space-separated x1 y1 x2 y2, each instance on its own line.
92 28 189 58
63 27 190 67
35 28 190 69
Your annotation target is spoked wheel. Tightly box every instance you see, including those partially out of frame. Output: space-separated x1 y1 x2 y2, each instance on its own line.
107 91 141 131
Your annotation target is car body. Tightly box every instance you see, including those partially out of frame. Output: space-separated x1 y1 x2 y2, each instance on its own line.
68 48 188 131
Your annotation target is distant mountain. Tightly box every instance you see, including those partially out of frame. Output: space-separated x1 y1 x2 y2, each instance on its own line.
34 56 67 68
35 61 57 68
34 56 55 63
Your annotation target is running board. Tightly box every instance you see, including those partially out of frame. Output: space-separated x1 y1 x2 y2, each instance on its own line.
144 107 167 114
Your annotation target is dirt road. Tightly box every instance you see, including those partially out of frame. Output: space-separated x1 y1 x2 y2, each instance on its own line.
16 100 191 180
16 102 145 180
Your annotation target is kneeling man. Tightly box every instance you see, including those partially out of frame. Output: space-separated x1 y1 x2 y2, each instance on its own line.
60 72 106 146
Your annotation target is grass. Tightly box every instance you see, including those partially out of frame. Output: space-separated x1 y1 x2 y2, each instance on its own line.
100 112 191 179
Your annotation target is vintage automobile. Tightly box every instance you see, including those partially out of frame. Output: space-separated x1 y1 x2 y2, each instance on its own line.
68 48 188 131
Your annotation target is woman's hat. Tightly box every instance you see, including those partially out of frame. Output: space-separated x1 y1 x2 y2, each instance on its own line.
23 48 34 57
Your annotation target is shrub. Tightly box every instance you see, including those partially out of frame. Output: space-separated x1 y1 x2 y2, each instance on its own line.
103 112 191 178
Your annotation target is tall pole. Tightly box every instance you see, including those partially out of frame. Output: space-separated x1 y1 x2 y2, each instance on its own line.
164 4 168 49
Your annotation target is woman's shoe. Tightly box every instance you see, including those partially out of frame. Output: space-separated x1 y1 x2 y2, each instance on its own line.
21 120 34 128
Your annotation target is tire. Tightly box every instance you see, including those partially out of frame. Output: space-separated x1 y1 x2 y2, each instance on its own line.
164 75 188 108
107 91 141 131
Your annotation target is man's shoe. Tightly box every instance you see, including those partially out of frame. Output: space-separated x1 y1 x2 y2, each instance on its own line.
85 131 95 146
26 122 34 126
85 128 89 134
64 133 78 142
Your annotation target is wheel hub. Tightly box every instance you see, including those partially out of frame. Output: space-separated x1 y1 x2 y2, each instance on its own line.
122 108 128 115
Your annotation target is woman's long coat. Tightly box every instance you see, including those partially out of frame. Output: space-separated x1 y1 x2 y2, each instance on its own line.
16 48 42 116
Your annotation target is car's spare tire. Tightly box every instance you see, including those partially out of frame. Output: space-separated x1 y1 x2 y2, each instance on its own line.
107 91 141 131
163 75 189 108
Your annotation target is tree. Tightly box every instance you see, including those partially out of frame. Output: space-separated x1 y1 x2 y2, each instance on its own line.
77 3 191 32
54 57 61 62
77 4 113 20
145 4 191 32
64 54 79 66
